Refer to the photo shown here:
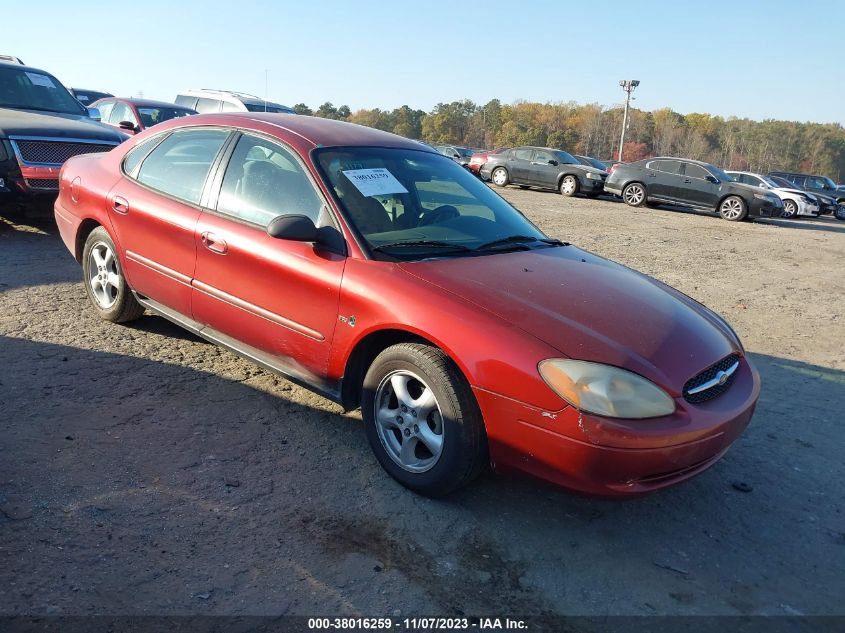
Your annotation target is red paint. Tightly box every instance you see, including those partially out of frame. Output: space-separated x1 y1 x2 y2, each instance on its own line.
54 113 760 497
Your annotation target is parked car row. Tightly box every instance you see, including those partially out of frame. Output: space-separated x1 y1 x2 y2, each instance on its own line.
464 140 844 222
0 56 299 215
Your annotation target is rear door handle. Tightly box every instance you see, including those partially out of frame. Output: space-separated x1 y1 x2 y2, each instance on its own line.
200 231 228 254
112 196 129 214
647 173 657 178
684 178 692 183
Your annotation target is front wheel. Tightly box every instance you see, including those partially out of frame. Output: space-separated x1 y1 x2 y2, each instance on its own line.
559 175 579 197
781 199 798 218
835 205 845 221
622 182 646 207
361 343 487 497
719 196 748 221
82 227 145 323
491 167 509 187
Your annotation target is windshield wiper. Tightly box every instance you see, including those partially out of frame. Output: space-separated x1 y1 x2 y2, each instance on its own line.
371 240 474 253
475 235 566 251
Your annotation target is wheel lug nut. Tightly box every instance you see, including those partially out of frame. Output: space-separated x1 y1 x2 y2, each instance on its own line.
400 405 407 413
395 415 403 424
403 428 411 437
413 424 419 433
412 410 417 417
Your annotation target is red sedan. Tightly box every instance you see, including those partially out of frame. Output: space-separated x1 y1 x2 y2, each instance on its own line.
91 97 196 135
54 114 759 497
469 147 507 177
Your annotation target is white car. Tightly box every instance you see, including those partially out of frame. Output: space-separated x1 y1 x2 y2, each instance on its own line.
727 171 820 218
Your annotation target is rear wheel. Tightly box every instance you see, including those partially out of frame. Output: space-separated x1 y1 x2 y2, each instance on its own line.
622 182 646 207
781 199 798 218
82 227 144 323
719 196 747 221
491 167 509 187
559 175 579 197
361 343 487 497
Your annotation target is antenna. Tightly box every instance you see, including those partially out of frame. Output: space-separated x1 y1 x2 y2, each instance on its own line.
264 69 268 112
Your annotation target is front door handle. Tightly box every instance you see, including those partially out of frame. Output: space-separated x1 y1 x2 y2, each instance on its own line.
200 231 228 255
112 196 129 214
647 173 657 178
684 178 692 183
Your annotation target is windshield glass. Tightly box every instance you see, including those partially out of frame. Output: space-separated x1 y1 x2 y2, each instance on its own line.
244 103 293 113
315 147 549 260
770 175 797 189
0 66 85 115
706 164 734 182
456 147 474 158
554 150 580 165
759 175 780 188
137 106 194 128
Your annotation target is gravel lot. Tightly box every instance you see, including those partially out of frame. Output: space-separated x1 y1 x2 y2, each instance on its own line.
1 189 843 618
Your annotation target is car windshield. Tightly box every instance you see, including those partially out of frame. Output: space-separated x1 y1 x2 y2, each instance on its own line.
759 175 780 188
706 164 733 182
583 156 607 170
554 150 580 165
244 102 293 113
315 147 551 261
0 66 86 115
770 175 797 189
456 147 473 157
137 106 194 128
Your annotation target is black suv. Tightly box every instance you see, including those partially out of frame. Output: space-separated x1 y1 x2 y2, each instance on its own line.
481 146 608 197
768 171 845 217
0 61 125 215
605 157 783 221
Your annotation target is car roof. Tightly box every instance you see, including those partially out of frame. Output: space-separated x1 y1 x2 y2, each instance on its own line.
103 97 195 109
177 112 437 151
0 60 58 76
644 156 712 166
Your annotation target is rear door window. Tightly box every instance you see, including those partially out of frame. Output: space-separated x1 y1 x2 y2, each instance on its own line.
195 98 222 113
134 128 230 205
659 160 682 175
513 149 533 161
683 163 710 180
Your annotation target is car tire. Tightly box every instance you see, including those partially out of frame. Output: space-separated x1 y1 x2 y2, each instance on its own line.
719 196 748 221
361 343 487 497
622 182 646 207
835 205 845 221
781 199 798 218
491 167 509 187
518 185 529 190
559 175 579 197
82 227 145 323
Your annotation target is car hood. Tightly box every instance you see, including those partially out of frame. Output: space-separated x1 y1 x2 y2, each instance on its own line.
566 163 608 176
400 246 738 394
775 187 814 199
0 108 126 142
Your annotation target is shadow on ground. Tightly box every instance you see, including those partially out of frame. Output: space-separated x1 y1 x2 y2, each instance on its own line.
0 333 842 617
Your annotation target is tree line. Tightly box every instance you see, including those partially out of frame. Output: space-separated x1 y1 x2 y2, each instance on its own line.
292 100 845 181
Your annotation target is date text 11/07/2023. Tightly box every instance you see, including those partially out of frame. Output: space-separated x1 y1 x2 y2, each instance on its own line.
307 617 528 630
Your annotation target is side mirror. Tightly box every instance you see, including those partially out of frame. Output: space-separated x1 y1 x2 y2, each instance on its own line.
87 107 101 121
548 159 558 166
267 214 319 242
706 175 720 184
118 121 139 132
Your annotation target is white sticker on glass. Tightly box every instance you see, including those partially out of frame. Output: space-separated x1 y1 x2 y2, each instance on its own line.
25 72 57 88
342 168 408 197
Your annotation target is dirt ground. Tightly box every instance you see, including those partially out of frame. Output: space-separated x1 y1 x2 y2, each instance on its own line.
1 189 843 618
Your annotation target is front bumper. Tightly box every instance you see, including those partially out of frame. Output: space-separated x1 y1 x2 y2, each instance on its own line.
749 196 783 218
580 177 606 194
474 354 759 497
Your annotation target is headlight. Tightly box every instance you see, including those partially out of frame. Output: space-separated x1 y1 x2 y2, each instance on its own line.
753 193 769 200
538 359 676 419
586 172 602 180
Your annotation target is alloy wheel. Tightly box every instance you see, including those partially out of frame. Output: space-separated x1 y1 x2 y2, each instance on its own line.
87 241 120 309
782 200 797 218
624 184 645 206
720 198 743 220
374 370 444 473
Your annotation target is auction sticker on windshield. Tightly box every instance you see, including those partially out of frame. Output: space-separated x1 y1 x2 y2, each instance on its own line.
342 168 408 197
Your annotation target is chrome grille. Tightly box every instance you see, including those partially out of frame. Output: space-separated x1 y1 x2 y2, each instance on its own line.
683 353 741 404
25 179 59 190
12 139 115 165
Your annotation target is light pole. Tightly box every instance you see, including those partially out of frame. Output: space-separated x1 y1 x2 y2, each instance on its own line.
617 80 640 162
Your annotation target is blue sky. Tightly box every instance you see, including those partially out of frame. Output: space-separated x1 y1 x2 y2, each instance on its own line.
7 0 843 124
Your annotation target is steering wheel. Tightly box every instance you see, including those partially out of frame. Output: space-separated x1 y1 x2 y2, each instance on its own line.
418 205 460 226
